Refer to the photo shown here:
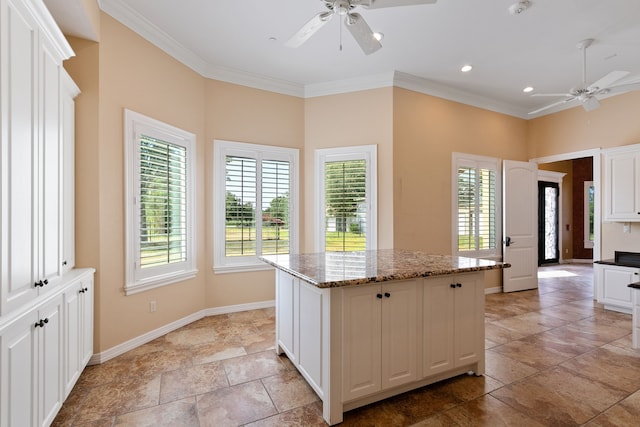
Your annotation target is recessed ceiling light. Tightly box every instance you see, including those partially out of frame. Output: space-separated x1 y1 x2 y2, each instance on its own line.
373 32 384 41
523 86 534 93
461 65 473 73
508 0 531 15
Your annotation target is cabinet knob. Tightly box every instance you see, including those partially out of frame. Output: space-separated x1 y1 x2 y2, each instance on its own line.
456 283 462 288
62 260 67 266
384 292 391 298
43 279 48 285
376 293 383 299
34 280 44 288
34 318 49 328
450 284 456 289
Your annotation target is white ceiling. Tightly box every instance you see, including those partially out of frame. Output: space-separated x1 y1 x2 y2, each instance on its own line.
49 0 640 119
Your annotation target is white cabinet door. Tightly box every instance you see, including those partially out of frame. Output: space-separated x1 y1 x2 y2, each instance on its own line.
423 276 455 376
1 0 40 315
63 283 81 397
0 309 38 427
603 146 640 221
80 277 94 367
297 282 325 393
381 280 418 389
342 280 419 401
342 284 382 401
598 264 636 313
38 294 63 427
423 273 484 377
453 274 484 367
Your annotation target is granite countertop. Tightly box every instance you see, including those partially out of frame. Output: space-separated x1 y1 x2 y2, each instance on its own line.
260 249 510 288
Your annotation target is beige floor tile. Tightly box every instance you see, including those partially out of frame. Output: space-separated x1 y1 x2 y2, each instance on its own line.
561 345 640 393
114 397 199 426
245 402 326 427
196 380 277 426
223 350 288 385
261 369 320 412
491 366 629 425
411 395 547 427
159 361 229 404
584 389 640 426
484 350 539 385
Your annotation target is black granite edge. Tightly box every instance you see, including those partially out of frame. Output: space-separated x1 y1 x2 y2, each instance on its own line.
629 282 640 289
262 262 510 289
595 259 640 269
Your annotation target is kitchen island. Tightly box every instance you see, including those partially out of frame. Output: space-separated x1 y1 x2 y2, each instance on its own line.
261 249 508 425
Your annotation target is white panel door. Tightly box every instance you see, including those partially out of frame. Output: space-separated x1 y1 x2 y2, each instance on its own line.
503 160 539 292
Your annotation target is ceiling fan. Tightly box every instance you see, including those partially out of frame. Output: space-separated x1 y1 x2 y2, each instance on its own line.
529 39 640 115
286 0 437 55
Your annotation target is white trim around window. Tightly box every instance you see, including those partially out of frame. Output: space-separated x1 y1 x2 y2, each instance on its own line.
315 145 378 253
213 140 299 273
124 109 198 295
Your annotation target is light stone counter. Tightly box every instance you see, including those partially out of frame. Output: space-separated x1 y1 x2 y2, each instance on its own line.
260 248 509 288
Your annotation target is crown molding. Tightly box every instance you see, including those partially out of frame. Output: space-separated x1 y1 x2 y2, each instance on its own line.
304 72 396 98
99 0 209 75
205 64 304 98
32 0 75 60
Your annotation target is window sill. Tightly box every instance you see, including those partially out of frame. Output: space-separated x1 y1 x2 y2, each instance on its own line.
125 269 198 296
213 263 273 275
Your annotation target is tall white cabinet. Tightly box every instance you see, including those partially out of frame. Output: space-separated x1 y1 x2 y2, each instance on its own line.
0 1 94 426
603 144 640 221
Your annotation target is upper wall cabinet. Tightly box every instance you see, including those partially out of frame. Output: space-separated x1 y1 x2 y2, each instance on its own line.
603 144 640 222
0 0 77 316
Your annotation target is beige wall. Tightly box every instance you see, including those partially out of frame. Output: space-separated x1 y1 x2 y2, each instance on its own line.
66 14 208 352
304 88 394 252
392 88 529 254
528 91 640 259
203 80 304 308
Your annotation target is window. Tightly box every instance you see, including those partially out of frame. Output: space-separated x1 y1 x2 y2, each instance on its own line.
213 140 299 272
584 181 594 249
124 110 197 295
453 153 501 258
315 145 377 252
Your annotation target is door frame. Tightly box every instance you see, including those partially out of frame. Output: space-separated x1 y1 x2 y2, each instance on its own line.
531 149 601 262
537 170 566 265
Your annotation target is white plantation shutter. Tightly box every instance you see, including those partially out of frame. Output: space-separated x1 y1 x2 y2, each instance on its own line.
325 159 367 252
224 156 257 256
454 154 500 257
139 136 187 267
214 140 299 272
125 109 196 295
315 145 377 253
261 160 290 255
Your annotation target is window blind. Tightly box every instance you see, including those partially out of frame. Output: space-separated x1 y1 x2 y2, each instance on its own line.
324 159 367 252
261 159 290 255
139 135 187 268
225 156 257 256
457 166 496 252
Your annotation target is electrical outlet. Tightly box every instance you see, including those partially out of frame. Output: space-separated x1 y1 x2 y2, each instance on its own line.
149 301 157 313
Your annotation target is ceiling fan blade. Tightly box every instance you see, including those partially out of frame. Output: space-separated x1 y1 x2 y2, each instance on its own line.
581 96 600 112
606 82 640 94
360 0 437 9
285 12 333 48
345 13 382 55
531 93 573 97
587 70 630 92
528 97 576 115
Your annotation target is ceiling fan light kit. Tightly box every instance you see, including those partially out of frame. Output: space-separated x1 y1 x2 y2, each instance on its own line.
508 0 531 15
286 0 437 55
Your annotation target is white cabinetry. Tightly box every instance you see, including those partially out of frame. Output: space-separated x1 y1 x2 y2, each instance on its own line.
594 263 636 314
423 273 484 377
603 144 640 221
342 280 418 401
1 0 77 316
274 269 486 425
0 269 94 427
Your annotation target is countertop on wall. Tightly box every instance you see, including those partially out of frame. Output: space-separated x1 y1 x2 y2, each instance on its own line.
260 249 509 288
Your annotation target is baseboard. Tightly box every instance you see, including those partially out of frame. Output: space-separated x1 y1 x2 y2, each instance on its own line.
89 300 275 365
484 286 502 295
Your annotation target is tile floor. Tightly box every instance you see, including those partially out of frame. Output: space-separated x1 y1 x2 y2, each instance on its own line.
53 263 640 426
